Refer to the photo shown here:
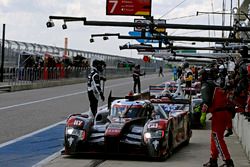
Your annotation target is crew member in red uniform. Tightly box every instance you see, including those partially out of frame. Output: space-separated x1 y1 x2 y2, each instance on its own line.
200 66 234 167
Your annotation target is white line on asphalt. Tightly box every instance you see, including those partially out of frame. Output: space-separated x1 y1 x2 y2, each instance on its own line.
0 92 84 110
0 120 65 148
0 77 156 111
32 149 64 167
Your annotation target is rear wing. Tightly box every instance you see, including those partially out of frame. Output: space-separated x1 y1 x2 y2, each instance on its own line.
149 85 165 96
107 91 151 109
149 81 201 98
150 98 191 105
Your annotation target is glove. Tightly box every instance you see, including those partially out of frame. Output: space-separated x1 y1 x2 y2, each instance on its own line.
200 112 206 127
100 92 105 101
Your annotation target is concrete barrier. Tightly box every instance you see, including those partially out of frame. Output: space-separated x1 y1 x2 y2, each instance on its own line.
0 85 11 91
10 78 87 91
233 113 250 160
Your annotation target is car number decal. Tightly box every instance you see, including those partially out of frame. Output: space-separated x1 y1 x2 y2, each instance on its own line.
73 120 83 126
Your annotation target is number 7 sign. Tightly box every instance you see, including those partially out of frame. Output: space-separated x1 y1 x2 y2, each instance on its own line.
106 0 151 16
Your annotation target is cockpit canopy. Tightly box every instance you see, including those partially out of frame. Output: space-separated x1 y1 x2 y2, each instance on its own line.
110 105 144 118
110 99 153 119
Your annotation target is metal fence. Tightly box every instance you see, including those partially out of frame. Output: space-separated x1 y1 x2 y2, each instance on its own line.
3 67 156 85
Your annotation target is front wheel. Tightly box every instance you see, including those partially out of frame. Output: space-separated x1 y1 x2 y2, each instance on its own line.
158 132 174 161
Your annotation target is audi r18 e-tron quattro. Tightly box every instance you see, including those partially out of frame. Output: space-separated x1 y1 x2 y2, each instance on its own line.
63 92 192 161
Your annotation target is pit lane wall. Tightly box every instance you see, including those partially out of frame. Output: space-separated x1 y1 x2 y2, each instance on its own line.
233 113 250 160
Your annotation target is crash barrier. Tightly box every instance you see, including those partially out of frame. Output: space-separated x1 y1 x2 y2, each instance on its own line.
0 85 11 92
233 113 250 161
2 67 156 91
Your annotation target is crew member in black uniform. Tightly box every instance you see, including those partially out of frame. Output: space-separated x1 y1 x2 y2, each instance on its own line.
87 59 106 116
133 64 145 93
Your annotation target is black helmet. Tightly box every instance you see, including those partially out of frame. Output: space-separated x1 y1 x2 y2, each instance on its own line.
135 64 140 69
182 62 189 69
92 59 105 72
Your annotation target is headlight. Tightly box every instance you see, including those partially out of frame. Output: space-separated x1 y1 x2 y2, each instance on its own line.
144 132 151 139
144 130 165 143
66 127 74 135
66 127 86 140
145 130 165 139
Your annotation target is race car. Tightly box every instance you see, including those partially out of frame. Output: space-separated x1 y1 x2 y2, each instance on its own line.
63 93 192 160
149 81 203 129
162 79 201 95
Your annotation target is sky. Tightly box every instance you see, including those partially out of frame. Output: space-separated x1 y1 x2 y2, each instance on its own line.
0 0 243 59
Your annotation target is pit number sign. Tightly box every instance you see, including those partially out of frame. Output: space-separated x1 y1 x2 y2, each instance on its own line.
106 0 152 16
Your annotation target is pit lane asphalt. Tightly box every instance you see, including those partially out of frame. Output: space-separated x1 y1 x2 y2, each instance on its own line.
42 128 250 167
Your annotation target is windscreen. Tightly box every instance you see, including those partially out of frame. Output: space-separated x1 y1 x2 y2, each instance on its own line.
153 103 186 118
152 104 168 119
111 105 143 118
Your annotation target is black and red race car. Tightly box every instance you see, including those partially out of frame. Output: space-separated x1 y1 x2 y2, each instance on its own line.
155 80 201 95
63 93 192 160
149 81 204 129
